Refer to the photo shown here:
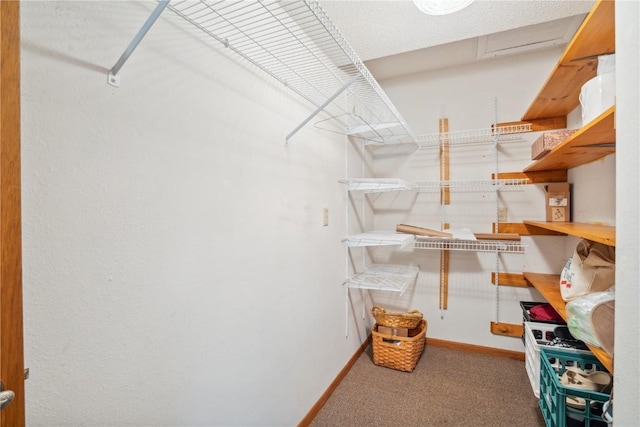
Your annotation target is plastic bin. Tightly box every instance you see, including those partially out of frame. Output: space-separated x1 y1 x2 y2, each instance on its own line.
520 301 566 325
524 322 590 398
538 347 611 427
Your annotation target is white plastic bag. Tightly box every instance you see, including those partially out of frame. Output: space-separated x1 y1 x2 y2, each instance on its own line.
565 290 615 351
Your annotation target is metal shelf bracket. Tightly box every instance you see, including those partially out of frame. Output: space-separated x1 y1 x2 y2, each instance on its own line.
286 75 359 145
108 0 170 87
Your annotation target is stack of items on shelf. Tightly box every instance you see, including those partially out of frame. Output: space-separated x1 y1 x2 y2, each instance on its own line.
370 306 427 373
539 347 612 427
560 239 615 359
520 302 590 400
534 239 616 427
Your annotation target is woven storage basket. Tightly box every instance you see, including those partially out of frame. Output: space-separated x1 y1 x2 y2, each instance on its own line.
372 320 427 372
370 305 423 329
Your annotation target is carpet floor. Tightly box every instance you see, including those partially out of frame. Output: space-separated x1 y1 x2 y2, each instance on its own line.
309 343 546 427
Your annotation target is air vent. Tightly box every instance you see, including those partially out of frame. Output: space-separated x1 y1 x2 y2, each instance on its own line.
477 15 585 59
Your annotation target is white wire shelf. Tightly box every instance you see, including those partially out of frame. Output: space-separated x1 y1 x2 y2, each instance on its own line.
413 237 526 253
339 178 415 193
415 124 532 149
413 179 528 192
166 0 415 145
343 232 415 248
344 264 419 294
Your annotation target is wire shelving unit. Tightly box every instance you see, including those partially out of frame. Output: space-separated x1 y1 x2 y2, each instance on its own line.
415 124 532 149
338 178 415 193
162 0 415 145
343 232 415 248
413 237 526 253
344 264 419 295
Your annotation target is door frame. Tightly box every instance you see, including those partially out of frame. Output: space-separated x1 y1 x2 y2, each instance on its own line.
0 1 25 426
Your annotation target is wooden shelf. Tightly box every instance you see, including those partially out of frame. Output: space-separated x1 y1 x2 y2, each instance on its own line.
522 0 615 121
523 272 613 373
523 107 615 172
522 221 615 246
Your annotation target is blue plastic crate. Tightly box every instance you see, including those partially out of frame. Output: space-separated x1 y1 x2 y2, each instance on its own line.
539 347 611 427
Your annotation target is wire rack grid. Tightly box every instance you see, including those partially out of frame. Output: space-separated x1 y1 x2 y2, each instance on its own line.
344 264 419 294
166 0 415 144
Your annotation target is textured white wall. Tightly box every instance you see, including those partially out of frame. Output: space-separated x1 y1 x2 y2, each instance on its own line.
613 1 640 424
369 47 616 352
21 2 368 426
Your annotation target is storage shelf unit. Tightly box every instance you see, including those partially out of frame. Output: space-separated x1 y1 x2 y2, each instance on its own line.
344 264 419 295
166 0 415 145
416 124 532 149
414 237 526 254
523 272 613 373
519 0 616 375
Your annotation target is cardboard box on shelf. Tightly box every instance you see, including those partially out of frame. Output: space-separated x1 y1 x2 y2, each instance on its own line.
545 183 571 222
377 325 409 337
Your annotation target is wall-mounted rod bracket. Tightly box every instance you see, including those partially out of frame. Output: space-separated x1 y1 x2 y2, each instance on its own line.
286 75 360 145
108 0 170 87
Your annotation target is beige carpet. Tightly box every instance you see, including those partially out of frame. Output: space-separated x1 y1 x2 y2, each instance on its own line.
309 343 546 427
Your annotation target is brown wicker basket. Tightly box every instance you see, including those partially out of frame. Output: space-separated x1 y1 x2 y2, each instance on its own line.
370 305 423 329
372 320 427 372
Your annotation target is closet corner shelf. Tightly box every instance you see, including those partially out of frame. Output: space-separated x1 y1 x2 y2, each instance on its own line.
522 0 615 121
344 264 419 295
523 272 613 373
523 107 616 173
523 221 615 246
158 0 414 145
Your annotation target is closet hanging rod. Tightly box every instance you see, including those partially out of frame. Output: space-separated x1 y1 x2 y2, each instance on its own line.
108 0 170 87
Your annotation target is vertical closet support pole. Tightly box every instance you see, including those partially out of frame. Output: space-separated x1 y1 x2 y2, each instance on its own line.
286 75 359 144
108 0 170 87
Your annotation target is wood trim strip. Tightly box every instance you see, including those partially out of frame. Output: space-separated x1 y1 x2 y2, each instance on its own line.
492 170 568 183
494 117 567 132
490 322 524 339
491 272 529 287
493 222 566 236
426 337 525 361
0 2 25 426
298 335 372 427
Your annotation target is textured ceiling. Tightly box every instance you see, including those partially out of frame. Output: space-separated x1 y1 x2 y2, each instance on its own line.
318 0 595 78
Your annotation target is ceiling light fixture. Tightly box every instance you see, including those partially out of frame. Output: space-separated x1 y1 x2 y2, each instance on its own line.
413 0 474 15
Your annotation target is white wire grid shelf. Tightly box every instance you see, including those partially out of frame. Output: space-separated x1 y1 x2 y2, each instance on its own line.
415 124 532 149
166 0 415 145
343 232 415 248
338 178 415 193
413 179 529 192
413 237 526 253
344 264 419 294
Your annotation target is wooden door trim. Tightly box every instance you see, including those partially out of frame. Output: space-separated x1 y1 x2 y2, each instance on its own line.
0 1 25 426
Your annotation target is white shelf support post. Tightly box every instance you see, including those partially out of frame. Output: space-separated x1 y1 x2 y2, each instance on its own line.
286 75 359 144
108 0 170 87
